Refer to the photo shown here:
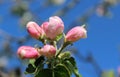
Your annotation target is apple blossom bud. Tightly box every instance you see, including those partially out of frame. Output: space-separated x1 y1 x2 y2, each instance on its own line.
65 26 87 42
39 45 56 58
17 46 40 59
26 21 44 39
42 16 64 40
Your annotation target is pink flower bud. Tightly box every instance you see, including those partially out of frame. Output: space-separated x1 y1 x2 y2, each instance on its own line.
26 21 44 39
42 16 64 40
17 46 40 59
39 45 56 58
65 26 87 42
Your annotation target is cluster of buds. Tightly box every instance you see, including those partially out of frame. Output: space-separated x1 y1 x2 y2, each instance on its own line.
17 16 87 59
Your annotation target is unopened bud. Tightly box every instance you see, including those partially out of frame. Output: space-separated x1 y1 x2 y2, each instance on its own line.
27 21 45 39
65 26 87 42
39 45 56 58
17 46 40 59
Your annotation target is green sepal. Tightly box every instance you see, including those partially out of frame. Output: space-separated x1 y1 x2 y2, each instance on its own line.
55 33 63 41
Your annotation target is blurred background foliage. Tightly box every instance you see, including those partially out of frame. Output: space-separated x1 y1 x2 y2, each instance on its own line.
0 0 120 77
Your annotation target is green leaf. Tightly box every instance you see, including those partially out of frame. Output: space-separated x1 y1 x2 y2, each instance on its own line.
35 69 52 77
25 64 36 74
62 61 72 74
65 57 76 67
35 64 70 77
62 57 76 75
34 56 45 75
54 64 71 77
29 59 35 67
73 68 82 77
55 33 63 41
63 57 82 77
34 56 45 67
58 51 71 60
25 56 45 74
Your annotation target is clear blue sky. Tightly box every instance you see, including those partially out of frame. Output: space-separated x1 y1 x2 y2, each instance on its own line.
0 0 120 77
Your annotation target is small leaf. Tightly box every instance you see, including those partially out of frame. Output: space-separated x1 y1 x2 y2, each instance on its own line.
25 64 36 74
29 59 35 67
63 57 82 77
35 64 71 77
73 68 82 77
58 51 71 59
66 60 82 77
65 57 76 67
34 56 45 75
35 69 52 77
55 33 63 41
63 61 73 74
34 56 45 67
62 57 76 75
54 64 71 77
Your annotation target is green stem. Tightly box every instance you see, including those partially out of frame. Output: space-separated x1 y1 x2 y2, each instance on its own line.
51 59 55 77
52 68 54 77
53 41 57 49
40 38 47 45
56 42 70 58
44 39 47 45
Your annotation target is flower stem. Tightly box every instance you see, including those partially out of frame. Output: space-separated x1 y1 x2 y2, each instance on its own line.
56 42 70 58
52 68 55 77
51 59 55 77
53 41 57 49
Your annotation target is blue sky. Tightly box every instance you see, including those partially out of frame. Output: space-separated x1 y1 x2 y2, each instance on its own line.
0 0 120 77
